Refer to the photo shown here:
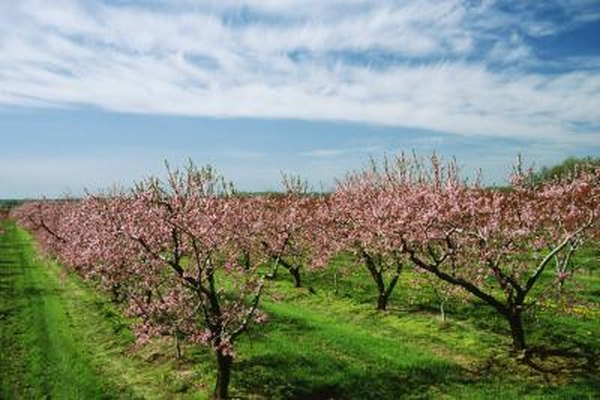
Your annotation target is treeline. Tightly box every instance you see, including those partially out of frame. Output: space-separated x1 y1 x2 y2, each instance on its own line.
534 156 600 183
0 199 26 213
9 155 600 399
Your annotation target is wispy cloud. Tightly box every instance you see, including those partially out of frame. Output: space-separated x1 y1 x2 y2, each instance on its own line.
0 0 599 144
300 146 380 158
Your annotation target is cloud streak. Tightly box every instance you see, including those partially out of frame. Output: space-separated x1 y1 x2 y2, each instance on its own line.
0 0 599 143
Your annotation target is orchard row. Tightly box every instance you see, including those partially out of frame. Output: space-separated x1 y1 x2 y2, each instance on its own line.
10 155 599 399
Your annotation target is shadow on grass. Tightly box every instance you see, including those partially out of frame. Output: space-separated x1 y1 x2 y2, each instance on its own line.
523 345 599 378
235 352 462 399
230 307 465 399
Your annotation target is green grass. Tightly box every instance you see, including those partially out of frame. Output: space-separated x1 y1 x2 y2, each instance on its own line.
0 220 121 398
0 220 208 399
1 219 599 399
234 297 462 399
230 275 599 399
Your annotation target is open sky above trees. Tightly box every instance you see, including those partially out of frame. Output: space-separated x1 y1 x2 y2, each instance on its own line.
1 0 599 197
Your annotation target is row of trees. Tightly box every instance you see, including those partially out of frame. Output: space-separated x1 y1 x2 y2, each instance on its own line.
10 156 599 398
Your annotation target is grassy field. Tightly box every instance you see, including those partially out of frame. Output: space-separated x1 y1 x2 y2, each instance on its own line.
1 219 599 399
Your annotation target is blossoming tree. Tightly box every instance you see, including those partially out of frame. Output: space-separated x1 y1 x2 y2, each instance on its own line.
357 155 600 352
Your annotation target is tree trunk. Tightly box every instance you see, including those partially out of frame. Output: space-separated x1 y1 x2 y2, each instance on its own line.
507 312 526 351
289 266 302 288
279 259 302 288
377 292 389 311
361 251 388 311
243 251 251 271
175 332 182 360
214 352 233 399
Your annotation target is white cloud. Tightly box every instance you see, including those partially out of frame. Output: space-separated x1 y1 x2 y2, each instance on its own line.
300 146 380 158
0 0 598 144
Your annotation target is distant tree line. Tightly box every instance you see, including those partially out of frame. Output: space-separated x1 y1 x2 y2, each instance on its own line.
534 156 600 183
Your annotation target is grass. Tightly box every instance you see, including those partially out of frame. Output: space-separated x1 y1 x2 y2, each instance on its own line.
0 220 206 399
234 297 462 399
0 220 122 398
1 219 599 399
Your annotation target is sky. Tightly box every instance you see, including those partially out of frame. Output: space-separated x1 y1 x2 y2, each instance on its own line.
1 0 599 197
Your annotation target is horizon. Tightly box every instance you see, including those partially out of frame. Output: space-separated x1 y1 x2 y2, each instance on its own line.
1 1 599 198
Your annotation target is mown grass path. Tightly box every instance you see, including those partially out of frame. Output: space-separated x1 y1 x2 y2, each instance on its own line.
0 220 177 400
0 220 117 398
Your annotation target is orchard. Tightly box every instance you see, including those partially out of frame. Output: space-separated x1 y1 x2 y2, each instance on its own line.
8 156 600 398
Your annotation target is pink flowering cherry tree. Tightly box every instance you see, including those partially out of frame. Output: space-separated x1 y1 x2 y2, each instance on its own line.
399 159 599 353
10 200 72 255
259 178 329 289
332 175 409 310
113 163 269 399
330 154 452 311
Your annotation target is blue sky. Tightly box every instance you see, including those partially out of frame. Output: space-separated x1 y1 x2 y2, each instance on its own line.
1 0 599 197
